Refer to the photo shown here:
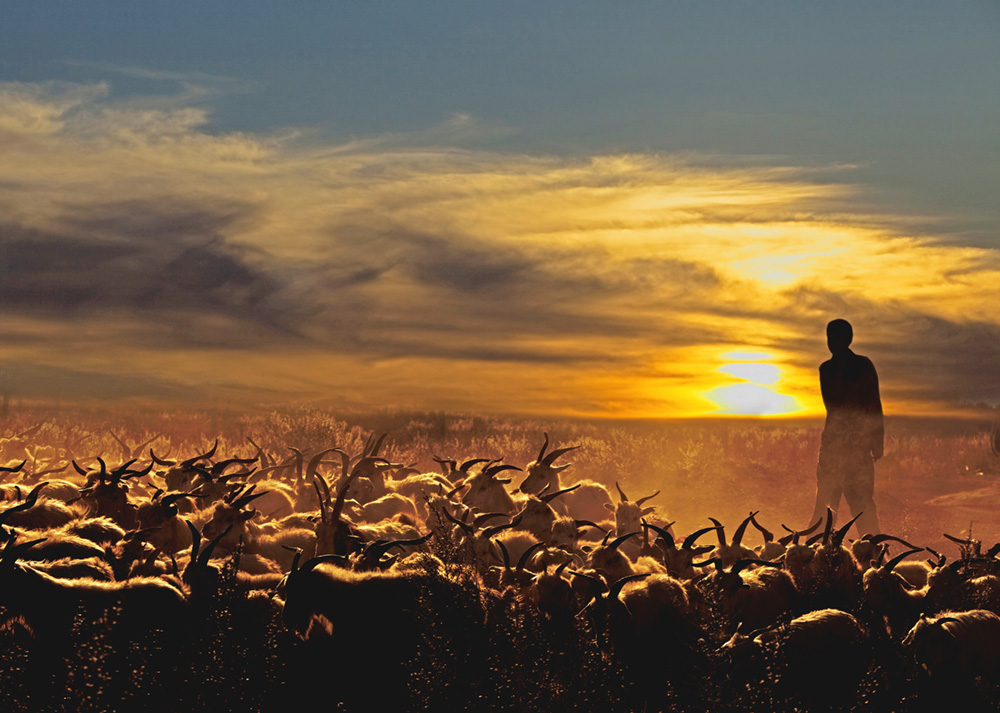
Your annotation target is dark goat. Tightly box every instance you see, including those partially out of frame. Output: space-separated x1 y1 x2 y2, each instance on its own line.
0 531 188 641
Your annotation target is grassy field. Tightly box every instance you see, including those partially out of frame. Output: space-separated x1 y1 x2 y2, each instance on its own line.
1 403 999 712
3 403 997 556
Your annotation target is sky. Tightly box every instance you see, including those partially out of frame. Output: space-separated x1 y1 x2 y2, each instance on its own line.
1 2 998 419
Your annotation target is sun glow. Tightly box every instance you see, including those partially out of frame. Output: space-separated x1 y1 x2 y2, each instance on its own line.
705 352 803 416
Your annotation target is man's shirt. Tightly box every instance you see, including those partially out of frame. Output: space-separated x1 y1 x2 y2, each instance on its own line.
819 348 884 454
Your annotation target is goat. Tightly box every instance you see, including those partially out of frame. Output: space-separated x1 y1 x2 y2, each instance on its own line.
0 482 80 530
355 492 419 524
389 471 457 519
134 490 197 554
923 556 1000 618
149 440 220 492
708 514 758 569
459 462 521 515
697 558 798 638
28 556 115 582
586 532 643 584
513 485 583 543
797 510 864 611
0 531 188 642
528 560 575 620
605 483 660 558
642 521 718 580
74 458 151 528
518 433 613 523
1 479 81 503
902 609 1000 680
280 553 490 709
861 547 927 638
722 608 869 709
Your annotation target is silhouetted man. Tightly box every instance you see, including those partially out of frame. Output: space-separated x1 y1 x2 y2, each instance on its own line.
811 319 883 536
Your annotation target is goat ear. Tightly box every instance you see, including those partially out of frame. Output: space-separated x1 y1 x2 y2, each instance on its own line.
641 507 655 516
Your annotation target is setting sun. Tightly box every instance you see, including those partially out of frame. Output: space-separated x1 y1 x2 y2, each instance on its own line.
704 352 804 416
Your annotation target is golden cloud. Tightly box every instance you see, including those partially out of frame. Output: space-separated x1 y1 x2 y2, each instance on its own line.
1 81 998 417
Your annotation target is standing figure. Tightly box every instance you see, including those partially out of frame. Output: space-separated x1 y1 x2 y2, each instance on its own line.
811 319 883 536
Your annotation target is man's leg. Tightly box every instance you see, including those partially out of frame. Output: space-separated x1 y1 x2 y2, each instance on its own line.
811 445 843 528
842 452 879 537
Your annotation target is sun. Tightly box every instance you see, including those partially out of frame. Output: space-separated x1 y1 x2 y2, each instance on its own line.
704 352 802 416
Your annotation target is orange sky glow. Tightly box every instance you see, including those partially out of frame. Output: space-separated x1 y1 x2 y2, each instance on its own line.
1 82 999 419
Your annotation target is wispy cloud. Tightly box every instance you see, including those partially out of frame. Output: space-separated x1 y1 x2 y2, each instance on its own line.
1 81 998 416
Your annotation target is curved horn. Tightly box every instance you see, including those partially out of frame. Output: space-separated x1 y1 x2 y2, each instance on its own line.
182 439 219 467
1 533 46 566
443 508 475 537
540 445 580 468
642 521 675 549
634 490 660 507
233 489 268 510
299 554 349 576
483 515 524 539
485 464 521 478
473 512 508 528
868 534 918 549
516 541 546 572
820 507 834 544
161 492 193 509
831 511 863 548
883 547 924 573
731 558 780 576
806 531 826 547
925 547 946 568
683 525 721 550
541 484 581 503
185 520 202 562
149 450 176 466
120 462 154 480
331 467 362 525
0 460 26 474
749 513 773 543
709 518 727 546
0 481 48 526
615 482 629 503
365 432 388 458
608 531 641 551
609 573 649 601
198 524 235 566
305 448 341 481
732 511 759 548
460 458 491 472
313 474 331 523
536 433 550 463
285 546 304 574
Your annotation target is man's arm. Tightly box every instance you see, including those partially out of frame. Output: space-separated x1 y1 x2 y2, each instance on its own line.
866 359 884 460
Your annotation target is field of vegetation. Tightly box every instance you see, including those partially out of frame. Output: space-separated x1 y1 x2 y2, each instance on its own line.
6 403 993 551
0 403 998 712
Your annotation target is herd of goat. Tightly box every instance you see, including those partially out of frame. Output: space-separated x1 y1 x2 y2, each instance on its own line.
2 428 1000 711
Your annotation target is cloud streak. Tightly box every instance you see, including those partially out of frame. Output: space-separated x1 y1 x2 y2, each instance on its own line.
1 80 998 417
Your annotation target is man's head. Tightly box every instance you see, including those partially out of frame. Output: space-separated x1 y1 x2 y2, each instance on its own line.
827 319 853 354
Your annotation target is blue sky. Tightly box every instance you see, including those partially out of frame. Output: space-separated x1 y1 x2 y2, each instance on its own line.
1 2 998 416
